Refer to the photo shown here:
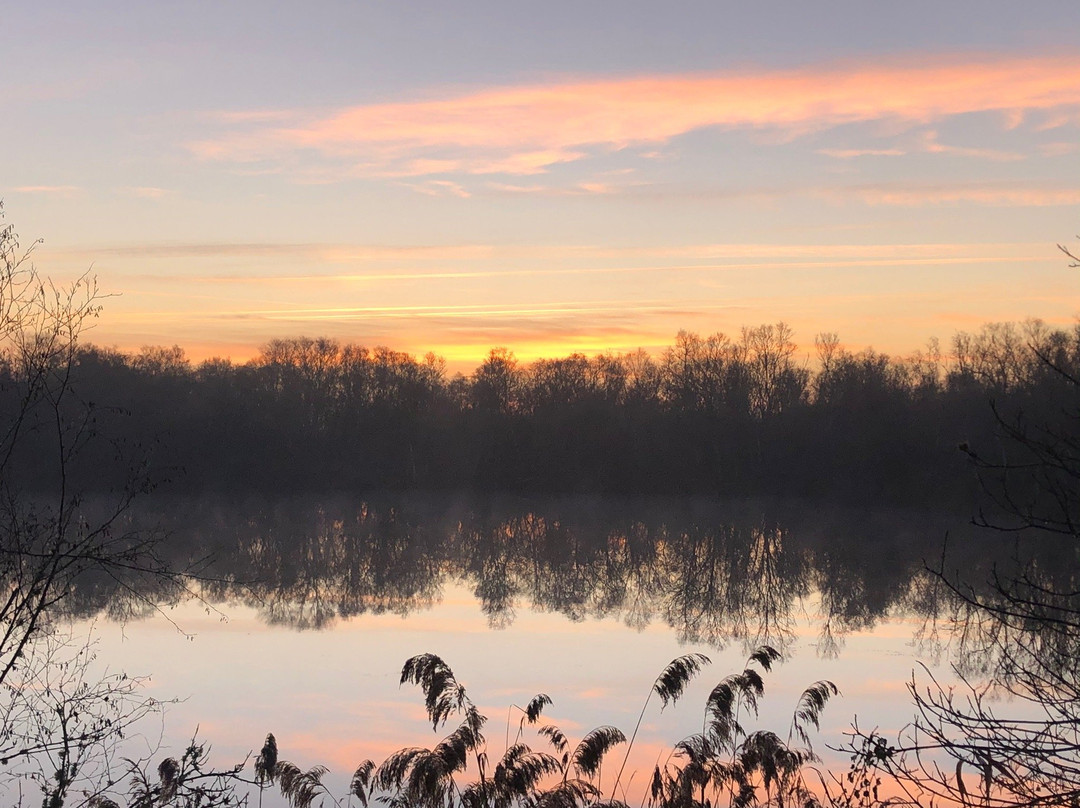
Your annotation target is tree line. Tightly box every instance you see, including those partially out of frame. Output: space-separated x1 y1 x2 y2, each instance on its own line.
7 317 1076 503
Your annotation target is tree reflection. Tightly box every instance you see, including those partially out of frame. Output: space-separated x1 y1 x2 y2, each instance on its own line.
200 501 444 630
51 497 1061 666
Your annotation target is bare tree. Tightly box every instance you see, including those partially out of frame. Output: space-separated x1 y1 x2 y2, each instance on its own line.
839 242 1080 807
0 207 200 806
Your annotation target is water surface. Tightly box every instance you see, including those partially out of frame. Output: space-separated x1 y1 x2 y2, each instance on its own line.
73 495 1054 804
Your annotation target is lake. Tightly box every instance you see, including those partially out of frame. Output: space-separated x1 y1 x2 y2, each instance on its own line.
66 495 1046 806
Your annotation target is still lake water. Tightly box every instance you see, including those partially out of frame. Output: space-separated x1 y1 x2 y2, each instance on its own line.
73 495 1028 804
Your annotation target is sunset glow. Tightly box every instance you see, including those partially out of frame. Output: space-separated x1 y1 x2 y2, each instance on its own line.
4 3 1079 368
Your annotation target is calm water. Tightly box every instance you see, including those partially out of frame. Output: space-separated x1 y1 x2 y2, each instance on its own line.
70 496 1050 805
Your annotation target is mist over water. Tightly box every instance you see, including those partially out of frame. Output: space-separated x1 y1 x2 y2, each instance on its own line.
63 494 1068 801
74 496 983 642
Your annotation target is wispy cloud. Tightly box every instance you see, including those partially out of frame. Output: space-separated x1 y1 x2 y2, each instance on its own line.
917 130 1025 161
846 182 1080 207
199 298 723 323
1040 141 1079 157
130 254 1051 288
400 179 471 198
189 54 1080 179
11 185 81 197
817 148 906 159
1034 110 1080 131
124 186 172 199
47 242 496 262
486 180 629 196
44 239 1052 279
382 149 586 178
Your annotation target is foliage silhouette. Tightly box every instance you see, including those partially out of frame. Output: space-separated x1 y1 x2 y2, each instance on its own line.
648 651 837 808
0 208 220 806
38 313 1080 503
57 644 839 807
68 651 833 807
125 735 249 808
611 652 711 798
832 239 1080 807
266 652 833 808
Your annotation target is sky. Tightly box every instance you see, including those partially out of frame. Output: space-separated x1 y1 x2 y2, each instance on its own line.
4 1 1080 370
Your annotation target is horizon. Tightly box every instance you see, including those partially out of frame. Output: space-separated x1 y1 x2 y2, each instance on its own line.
73 311 1058 377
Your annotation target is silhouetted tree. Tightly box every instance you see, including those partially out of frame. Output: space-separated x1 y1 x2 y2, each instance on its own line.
843 244 1080 807
0 210 204 806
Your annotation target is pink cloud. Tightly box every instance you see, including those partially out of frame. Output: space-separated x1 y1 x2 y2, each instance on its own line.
126 186 171 199
817 148 906 158
400 179 472 198
189 54 1080 178
917 129 1025 161
848 183 1080 206
11 185 81 197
